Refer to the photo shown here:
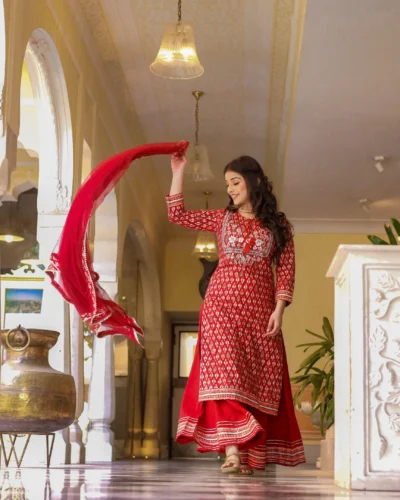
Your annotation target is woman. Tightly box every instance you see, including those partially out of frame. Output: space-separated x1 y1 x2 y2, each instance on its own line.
166 153 306 475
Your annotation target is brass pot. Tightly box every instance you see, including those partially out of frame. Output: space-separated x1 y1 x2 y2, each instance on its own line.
0 326 76 432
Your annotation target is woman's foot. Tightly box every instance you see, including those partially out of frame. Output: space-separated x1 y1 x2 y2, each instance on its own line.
239 464 254 476
221 453 241 474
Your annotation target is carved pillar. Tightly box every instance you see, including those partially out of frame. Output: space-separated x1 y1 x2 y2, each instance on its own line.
69 305 85 464
124 343 144 458
327 245 400 491
142 341 161 459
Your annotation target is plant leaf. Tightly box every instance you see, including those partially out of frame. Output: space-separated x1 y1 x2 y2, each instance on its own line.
305 329 327 341
391 218 400 238
368 235 389 245
290 374 311 383
311 376 324 406
322 317 334 342
384 224 398 245
293 379 311 408
325 398 334 423
298 347 326 373
296 342 325 349
310 367 324 374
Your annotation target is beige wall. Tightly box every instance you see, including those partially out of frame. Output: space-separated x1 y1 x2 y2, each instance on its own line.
163 232 378 376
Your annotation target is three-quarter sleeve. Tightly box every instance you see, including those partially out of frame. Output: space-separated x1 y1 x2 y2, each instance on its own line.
166 193 224 232
275 231 295 305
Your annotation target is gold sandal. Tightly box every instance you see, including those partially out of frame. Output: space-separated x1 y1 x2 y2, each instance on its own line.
221 453 241 474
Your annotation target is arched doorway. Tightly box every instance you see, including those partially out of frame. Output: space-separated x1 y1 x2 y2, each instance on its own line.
1 27 73 307
23 29 73 222
1 28 74 466
116 221 163 459
0 59 41 274
114 228 145 459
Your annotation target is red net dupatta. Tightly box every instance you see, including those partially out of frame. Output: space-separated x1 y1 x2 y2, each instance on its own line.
46 141 189 346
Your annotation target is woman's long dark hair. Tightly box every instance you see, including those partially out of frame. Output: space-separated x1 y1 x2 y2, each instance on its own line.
224 155 292 264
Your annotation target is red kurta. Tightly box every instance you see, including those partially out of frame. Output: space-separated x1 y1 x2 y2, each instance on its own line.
167 193 305 469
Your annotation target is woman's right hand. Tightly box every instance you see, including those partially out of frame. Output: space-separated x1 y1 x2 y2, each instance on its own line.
171 153 187 175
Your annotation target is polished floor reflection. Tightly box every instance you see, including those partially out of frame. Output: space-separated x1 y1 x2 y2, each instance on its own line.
0 460 399 499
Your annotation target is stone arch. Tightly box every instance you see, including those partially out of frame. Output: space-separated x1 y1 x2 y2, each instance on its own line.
23 28 73 215
117 221 163 459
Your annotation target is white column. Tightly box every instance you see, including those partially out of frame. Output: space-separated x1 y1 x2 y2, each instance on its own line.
69 305 85 464
39 217 71 465
85 335 115 462
123 343 144 458
327 245 400 491
85 282 117 462
142 341 161 459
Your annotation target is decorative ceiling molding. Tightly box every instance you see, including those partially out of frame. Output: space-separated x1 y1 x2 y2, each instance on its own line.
265 0 307 200
58 0 132 146
291 218 387 235
77 0 135 113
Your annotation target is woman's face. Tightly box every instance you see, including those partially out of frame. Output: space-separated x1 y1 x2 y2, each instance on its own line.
225 170 249 206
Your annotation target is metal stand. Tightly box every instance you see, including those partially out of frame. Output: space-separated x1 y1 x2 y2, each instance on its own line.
0 432 55 468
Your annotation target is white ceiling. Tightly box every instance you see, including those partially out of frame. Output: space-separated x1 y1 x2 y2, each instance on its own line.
98 0 273 211
283 0 400 221
79 0 400 229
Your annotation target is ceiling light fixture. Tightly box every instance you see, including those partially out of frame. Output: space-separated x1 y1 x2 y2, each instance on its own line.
0 202 25 243
186 91 214 182
150 0 204 80
192 192 219 261
374 156 385 173
359 198 371 213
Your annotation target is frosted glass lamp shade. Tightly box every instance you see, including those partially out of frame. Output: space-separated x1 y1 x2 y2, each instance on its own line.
192 231 219 260
150 22 204 80
186 144 214 182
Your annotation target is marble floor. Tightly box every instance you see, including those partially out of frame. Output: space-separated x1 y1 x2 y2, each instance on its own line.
0 460 399 500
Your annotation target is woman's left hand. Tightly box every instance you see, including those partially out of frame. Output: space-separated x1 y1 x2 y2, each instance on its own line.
266 310 283 337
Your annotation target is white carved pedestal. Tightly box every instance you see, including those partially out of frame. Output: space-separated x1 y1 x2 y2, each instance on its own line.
327 245 400 491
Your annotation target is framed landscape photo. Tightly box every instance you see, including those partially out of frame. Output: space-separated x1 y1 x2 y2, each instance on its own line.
5 288 43 314
0 266 45 331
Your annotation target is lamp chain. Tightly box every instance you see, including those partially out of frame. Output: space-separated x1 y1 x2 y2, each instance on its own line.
204 191 211 210
195 97 200 146
178 0 182 22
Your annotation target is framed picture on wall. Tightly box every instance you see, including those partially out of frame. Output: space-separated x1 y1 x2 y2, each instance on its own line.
5 288 43 314
0 266 45 331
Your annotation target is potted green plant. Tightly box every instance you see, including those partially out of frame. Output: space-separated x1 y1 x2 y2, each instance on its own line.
291 317 334 436
367 218 400 245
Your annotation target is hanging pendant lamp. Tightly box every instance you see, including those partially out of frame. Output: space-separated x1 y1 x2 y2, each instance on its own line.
0 201 25 243
192 191 218 261
150 0 204 80
186 91 214 182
